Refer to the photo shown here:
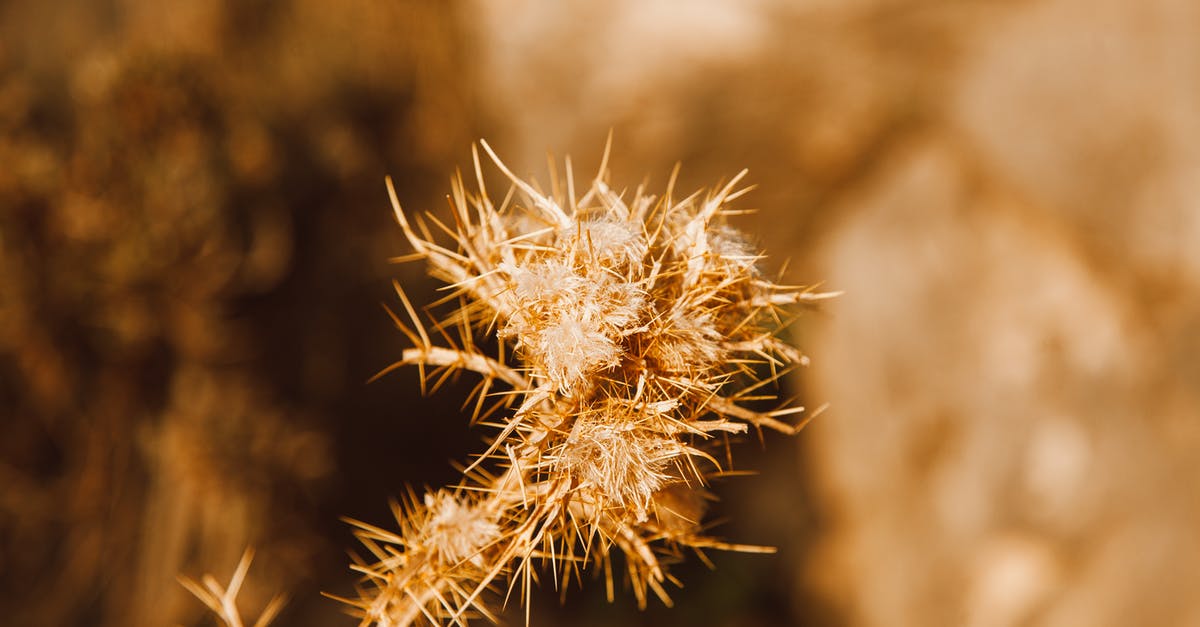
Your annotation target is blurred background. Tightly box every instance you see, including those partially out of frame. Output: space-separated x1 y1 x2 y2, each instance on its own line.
2 0 1199 625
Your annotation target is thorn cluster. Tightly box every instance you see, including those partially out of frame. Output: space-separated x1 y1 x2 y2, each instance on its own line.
347 139 833 626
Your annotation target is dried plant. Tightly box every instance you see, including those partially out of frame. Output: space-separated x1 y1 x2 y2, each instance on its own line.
181 138 827 625
179 549 287 627
329 138 832 626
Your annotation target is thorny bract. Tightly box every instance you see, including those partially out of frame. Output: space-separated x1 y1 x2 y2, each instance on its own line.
337 139 832 626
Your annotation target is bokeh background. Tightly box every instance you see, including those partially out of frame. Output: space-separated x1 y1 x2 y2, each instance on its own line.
3 1 1199 625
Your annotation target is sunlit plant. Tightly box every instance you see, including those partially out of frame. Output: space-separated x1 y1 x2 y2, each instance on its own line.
185 138 830 626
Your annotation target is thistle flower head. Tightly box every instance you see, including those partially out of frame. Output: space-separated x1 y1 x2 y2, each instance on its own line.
342 138 833 625
500 253 646 395
421 491 502 568
557 412 692 524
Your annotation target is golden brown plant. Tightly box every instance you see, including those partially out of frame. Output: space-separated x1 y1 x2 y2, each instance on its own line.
332 139 832 626
179 549 287 627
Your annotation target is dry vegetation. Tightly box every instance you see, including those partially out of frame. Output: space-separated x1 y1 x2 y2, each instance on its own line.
4 0 1200 626
180 141 828 626
331 141 826 624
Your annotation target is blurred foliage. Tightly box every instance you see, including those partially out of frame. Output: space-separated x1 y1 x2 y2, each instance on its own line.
0 1 478 625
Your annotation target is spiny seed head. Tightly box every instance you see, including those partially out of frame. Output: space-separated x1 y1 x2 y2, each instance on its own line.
558 417 691 523
501 255 646 394
421 491 500 568
342 138 833 626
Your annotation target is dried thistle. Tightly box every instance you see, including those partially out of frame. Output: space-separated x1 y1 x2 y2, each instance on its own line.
342 138 832 626
179 549 287 627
